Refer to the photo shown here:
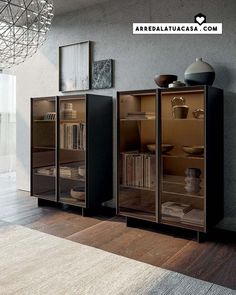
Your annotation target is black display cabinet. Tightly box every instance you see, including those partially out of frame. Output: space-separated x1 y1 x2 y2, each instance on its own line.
31 94 113 215
117 86 224 241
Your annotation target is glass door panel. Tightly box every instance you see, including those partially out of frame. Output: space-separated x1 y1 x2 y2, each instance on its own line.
160 89 205 230
59 96 86 207
31 97 56 201
118 93 156 222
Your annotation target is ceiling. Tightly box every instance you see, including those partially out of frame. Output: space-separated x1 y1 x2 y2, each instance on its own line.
54 0 109 16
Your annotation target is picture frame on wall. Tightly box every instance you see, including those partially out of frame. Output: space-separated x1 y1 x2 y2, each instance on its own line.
59 41 90 92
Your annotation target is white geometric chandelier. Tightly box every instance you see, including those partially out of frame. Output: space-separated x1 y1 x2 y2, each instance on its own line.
0 0 54 69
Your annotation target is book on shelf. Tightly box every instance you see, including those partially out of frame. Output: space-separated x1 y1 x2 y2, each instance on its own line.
126 111 155 120
162 202 192 219
60 123 86 150
121 151 155 189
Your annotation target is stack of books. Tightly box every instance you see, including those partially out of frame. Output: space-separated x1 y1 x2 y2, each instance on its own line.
60 123 86 150
121 152 156 188
181 209 204 226
162 202 192 222
126 112 155 120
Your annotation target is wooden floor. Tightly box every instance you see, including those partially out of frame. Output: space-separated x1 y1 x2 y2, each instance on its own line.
0 175 235 290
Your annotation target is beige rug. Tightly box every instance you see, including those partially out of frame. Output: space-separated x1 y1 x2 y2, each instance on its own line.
0 224 235 295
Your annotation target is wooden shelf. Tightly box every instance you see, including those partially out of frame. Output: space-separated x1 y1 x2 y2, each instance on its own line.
162 153 204 160
60 120 85 123
120 118 155 122
163 175 204 187
59 196 86 208
33 120 55 122
162 190 204 199
34 172 85 182
60 148 85 152
33 146 55 150
163 118 203 121
161 89 204 95
120 184 155 192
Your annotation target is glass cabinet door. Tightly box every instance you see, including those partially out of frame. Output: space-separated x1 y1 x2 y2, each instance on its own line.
31 97 56 201
118 92 156 222
159 89 205 231
59 96 86 207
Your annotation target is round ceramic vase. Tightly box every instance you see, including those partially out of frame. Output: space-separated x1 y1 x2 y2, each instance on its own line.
184 58 215 86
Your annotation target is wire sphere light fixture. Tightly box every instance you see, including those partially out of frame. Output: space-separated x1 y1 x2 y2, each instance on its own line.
0 0 54 69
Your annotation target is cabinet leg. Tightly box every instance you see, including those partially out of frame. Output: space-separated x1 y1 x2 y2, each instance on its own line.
197 232 206 243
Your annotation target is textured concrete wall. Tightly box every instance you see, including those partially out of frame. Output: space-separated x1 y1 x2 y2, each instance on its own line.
8 0 236 230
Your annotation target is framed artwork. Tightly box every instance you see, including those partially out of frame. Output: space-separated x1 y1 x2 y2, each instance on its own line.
59 41 90 92
92 59 113 89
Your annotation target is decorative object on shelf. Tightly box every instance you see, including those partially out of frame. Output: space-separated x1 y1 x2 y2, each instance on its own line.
0 0 54 69
44 112 56 121
182 145 204 155
70 186 85 201
92 59 113 89
173 105 189 119
162 202 192 221
192 108 204 119
146 144 155 153
61 103 77 120
171 96 189 119
171 97 186 107
59 41 90 92
168 81 186 88
185 168 201 178
162 144 174 153
154 75 178 88
184 58 215 86
185 168 202 194
78 166 85 177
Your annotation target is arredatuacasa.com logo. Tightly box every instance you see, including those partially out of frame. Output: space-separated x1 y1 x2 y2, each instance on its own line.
133 13 222 35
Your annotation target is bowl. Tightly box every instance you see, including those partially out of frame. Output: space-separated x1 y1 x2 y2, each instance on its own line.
146 144 174 153
78 165 85 177
146 144 156 153
182 146 204 155
70 186 85 201
162 144 174 153
154 75 178 88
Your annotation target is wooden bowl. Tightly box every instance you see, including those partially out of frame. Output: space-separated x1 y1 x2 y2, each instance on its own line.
147 144 174 153
182 146 204 155
146 144 156 153
154 75 178 88
162 144 174 153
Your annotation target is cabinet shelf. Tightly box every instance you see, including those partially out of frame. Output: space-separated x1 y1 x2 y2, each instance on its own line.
120 184 155 192
162 153 204 160
120 118 155 122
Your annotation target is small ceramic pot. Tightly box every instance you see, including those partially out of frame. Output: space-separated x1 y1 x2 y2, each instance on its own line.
173 105 189 119
168 81 186 88
184 58 215 86
192 108 204 119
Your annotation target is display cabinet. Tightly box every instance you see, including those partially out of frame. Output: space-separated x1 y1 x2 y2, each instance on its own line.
31 94 113 214
117 86 223 238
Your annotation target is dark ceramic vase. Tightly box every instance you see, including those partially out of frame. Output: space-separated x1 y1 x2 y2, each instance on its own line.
184 58 215 86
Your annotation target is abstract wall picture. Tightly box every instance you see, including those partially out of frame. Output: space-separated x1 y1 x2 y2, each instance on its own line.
59 41 90 92
92 59 113 89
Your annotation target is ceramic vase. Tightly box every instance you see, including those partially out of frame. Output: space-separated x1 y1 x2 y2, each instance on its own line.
184 58 215 86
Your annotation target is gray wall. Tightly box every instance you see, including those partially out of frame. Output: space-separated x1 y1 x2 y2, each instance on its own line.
8 0 236 231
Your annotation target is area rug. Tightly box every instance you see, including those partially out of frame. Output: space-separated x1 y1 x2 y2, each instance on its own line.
0 224 234 295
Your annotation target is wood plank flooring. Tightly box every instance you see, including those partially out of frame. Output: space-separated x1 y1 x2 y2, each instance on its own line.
0 176 235 290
